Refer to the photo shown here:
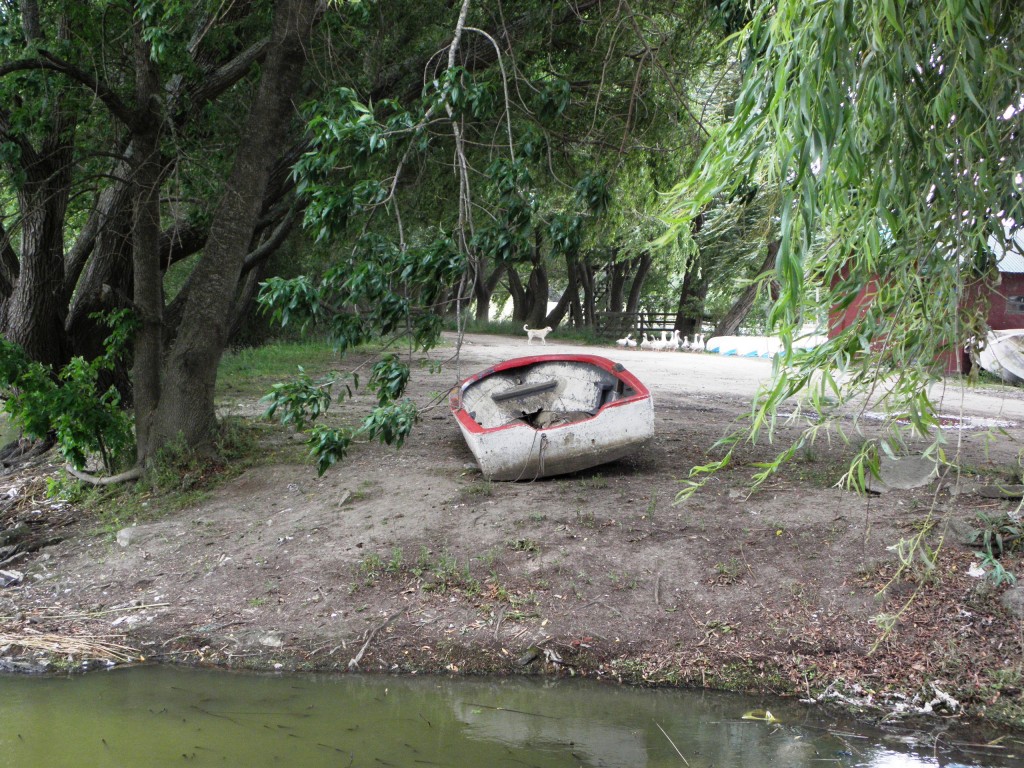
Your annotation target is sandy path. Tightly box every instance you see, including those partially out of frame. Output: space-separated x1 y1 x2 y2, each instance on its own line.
449 332 1024 423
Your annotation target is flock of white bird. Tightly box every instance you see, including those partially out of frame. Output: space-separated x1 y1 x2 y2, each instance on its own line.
615 329 706 352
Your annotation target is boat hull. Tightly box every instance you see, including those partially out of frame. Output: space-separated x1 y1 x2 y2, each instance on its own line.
450 355 654 481
978 329 1024 384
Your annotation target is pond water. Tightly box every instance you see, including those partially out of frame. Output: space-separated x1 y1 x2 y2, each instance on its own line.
0 666 1019 767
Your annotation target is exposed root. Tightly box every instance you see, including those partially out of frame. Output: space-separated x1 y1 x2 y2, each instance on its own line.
65 465 143 486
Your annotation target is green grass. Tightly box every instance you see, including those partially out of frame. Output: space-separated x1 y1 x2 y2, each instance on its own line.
217 339 345 398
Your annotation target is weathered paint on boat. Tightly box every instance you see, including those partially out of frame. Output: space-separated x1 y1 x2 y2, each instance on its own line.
450 354 654 481
978 328 1024 384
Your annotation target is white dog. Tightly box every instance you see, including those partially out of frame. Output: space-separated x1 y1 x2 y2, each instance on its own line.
524 324 552 344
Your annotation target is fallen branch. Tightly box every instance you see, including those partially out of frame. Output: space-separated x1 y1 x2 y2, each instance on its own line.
348 605 408 671
65 465 143 486
656 721 690 766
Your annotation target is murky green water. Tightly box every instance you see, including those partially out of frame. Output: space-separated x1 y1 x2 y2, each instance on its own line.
0 667 1019 767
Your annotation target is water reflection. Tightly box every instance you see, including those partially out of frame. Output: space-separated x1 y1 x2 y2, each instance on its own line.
0 667 1017 767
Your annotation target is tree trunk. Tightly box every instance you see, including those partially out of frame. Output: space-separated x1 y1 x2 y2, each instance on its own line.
2 26 75 369
507 267 528 322
577 256 595 327
712 239 779 338
525 261 550 329
140 0 318 461
624 251 652 315
545 251 579 328
5 173 72 368
129 15 166 463
673 258 709 336
606 249 626 313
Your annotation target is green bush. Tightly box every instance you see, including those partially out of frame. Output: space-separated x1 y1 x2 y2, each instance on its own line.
0 310 135 472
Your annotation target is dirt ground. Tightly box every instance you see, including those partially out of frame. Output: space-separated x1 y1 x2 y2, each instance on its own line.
2 332 1024 729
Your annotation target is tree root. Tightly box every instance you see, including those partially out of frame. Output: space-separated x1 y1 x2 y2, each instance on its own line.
65 465 143 486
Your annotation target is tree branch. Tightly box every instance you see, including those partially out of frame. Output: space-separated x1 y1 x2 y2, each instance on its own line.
242 206 299 273
184 38 271 111
0 52 138 129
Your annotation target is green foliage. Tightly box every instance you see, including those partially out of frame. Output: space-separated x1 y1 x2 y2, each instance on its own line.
665 0 1024 489
256 1 725 475
0 311 135 472
359 400 418 449
217 340 345 397
368 355 409 405
968 511 1022 586
262 368 354 430
976 550 1017 588
972 511 1024 559
305 424 355 476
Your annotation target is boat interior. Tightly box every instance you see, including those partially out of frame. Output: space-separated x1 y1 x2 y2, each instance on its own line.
460 361 637 430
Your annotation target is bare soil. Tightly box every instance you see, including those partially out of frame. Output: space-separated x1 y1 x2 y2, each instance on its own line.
2 333 1024 729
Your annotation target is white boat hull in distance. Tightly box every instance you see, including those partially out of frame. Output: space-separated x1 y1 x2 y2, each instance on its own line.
978 328 1024 384
450 354 655 481
704 334 827 358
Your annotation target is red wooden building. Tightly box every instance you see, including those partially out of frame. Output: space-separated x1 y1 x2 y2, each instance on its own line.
827 234 1024 374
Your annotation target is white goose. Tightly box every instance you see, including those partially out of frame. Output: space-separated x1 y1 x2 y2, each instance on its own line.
616 333 634 348
639 332 654 350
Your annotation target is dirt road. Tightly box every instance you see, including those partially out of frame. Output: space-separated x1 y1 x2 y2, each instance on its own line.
456 332 1024 421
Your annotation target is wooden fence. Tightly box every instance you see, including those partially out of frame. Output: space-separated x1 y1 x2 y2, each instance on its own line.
596 312 690 339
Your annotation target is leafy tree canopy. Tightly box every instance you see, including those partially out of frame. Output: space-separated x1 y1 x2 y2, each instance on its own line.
665 0 1024 492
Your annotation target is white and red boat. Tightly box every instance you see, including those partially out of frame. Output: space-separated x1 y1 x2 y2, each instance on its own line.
978 328 1024 384
449 354 654 481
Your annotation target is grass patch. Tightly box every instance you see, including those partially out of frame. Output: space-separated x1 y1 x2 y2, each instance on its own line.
217 339 345 398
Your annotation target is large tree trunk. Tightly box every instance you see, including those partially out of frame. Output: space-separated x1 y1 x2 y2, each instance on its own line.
5 168 72 368
624 251 653 315
606 249 626 313
472 261 505 322
139 0 318 461
525 262 550 329
1 11 75 369
712 239 779 338
129 16 166 464
673 257 709 336
507 267 528 322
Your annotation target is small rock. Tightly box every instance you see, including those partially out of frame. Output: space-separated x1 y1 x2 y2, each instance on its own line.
259 632 284 648
943 518 979 547
0 569 23 587
1000 587 1024 619
948 481 982 497
978 484 1024 500
116 527 138 548
865 454 938 493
